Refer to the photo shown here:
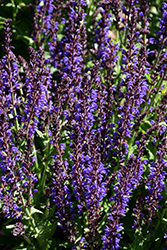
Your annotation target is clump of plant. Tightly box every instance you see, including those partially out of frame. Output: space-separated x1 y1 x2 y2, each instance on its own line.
0 0 167 249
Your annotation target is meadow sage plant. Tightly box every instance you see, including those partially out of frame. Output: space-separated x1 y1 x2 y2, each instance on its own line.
0 0 167 249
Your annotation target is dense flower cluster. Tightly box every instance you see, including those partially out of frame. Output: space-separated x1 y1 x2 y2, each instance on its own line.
0 0 167 249
0 20 38 223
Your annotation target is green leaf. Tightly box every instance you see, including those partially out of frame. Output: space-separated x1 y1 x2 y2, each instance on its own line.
16 35 34 45
36 129 45 139
30 207 43 215
98 214 108 233
145 73 151 83
150 6 159 15
0 16 7 21
6 224 14 229
84 228 90 233
162 218 167 223
45 205 56 220
147 148 155 160
162 80 167 94
129 144 137 155
57 34 64 41
146 142 157 161
8 113 14 119
37 222 57 245
0 199 2 209
5 3 13 7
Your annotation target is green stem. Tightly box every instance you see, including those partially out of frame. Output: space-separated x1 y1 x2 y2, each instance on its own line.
40 162 47 191
44 198 49 220
23 235 33 245
147 70 167 112
154 207 167 249
32 137 40 179
40 126 50 190
21 194 39 236
9 65 19 132
11 0 17 22
145 49 162 102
